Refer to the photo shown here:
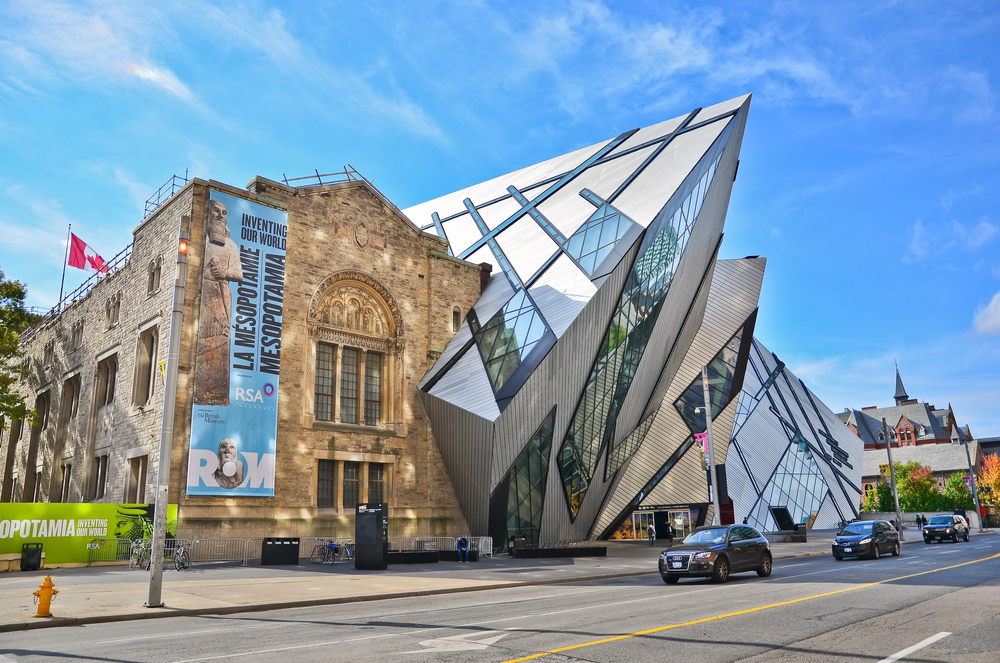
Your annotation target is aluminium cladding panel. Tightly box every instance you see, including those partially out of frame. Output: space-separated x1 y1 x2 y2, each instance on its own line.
402 141 608 224
419 390 495 535
419 321 473 389
593 259 763 536
427 343 501 422
489 238 640 491
609 127 747 447
473 273 516 324
528 254 598 339
493 243 642 546
642 403 738 508
813 494 842 529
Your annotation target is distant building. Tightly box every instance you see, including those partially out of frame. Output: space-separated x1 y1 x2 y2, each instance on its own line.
837 367 981 496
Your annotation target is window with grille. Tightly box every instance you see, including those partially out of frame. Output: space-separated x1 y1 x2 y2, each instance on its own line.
133 326 158 407
315 343 336 421
318 459 336 507
368 463 384 504
343 461 360 507
365 352 381 425
59 464 72 503
92 455 108 500
340 348 359 424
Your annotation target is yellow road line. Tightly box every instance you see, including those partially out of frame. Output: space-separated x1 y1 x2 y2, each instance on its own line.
501 551 1000 662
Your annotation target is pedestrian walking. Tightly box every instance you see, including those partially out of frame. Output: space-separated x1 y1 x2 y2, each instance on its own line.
916 515 923 530
647 522 656 547
457 536 469 562
666 522 675 548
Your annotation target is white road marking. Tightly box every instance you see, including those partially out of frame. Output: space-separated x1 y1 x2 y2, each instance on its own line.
404 629 513 653
171 639 344 663
877 631 951 663
98 626 267 644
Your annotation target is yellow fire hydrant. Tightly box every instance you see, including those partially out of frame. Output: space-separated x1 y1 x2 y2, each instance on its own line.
32 576 58 618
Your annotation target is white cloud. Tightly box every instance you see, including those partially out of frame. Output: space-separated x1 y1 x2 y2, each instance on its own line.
973 292 1000 335
0 2 194 102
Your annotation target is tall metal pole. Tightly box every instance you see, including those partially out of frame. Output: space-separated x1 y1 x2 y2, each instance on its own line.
58 224 71 312
881 418 904 540
962 438 985 532
147 216 190 607
701 366 721 526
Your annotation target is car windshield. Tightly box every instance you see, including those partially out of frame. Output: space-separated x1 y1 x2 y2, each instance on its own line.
928 516 953 525
840 522 873 536
683 528 728 545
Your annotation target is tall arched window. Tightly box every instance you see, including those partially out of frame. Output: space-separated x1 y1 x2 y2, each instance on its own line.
308 272 405 429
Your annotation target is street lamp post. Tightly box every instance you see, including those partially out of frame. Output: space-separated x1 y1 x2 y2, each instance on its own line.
147 216 190 608
881 418 904 541
698 366 721 526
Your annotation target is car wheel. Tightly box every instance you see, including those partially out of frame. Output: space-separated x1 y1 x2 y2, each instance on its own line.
891 541 900 556
712 557 730 583
924 538 930 544
869 544 880 560
834 554 843 561
952 531 959 543
757 552 772 577
663 576 679 585
964 531 970 542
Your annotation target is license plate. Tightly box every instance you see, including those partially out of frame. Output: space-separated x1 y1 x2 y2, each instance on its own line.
671 562 682 568
843 547 852 552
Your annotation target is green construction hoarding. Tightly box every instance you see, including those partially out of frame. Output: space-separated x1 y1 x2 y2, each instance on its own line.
0 503 177 565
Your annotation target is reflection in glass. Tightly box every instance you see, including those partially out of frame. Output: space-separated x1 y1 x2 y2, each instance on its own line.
505 411 555 545
472 290 549 393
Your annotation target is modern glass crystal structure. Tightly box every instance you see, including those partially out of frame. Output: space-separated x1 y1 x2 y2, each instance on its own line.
413 95 757 544
724 338 864 531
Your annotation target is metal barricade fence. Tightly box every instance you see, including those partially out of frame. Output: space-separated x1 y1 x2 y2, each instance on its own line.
413 537 455 552
388 537 414 551
87 538 135 566
191 538 247 564
87 538 191 566
468 536 493 558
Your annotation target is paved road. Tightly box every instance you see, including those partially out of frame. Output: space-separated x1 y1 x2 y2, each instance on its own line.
2 536 999 662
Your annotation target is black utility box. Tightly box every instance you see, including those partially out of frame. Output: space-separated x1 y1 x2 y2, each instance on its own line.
261 537 300 565
21 543 42 571
355 502 389 570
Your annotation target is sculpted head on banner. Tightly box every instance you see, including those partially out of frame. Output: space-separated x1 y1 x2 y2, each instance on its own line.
213 438 245 489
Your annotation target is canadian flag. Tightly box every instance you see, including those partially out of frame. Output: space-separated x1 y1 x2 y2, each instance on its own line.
68 233 109 275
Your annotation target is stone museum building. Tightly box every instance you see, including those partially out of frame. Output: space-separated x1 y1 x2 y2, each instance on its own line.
1 94 866 544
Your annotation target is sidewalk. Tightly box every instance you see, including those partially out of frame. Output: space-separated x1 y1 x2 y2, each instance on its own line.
1 529 990 633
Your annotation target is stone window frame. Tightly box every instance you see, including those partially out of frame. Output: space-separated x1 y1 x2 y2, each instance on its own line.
124 446 149 503
91 450 110 501
147 255 162 296
311 450 396 513
71 320 85 349
105 291 123 329
43 340 55 368
58 462 72 503
304 271 406 435
131 320 159 411
452 306 462 333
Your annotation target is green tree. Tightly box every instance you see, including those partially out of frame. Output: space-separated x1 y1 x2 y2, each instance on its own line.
894 461 941 512
941 472 975 511
0 268 39 428
876 482 895 513
861 487 879 512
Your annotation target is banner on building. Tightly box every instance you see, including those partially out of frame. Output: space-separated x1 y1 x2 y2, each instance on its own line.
186 190 288 496
0 503 177 565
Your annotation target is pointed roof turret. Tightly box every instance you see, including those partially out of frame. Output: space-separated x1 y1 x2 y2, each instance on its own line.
894 362 909 405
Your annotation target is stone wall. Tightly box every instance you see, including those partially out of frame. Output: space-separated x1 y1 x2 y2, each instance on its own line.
1 174 487 542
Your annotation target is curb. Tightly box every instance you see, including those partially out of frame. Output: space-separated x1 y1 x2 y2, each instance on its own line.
3 542 952 633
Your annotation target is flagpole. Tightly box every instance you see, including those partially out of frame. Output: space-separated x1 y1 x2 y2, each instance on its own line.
58 224 71 313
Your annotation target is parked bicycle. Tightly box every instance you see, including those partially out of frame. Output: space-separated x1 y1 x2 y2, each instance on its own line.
173 542 192 571
129 539 151 571
310 539 340 564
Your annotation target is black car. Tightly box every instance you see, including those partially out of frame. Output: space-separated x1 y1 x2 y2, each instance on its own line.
832 520 900 560
924 514 969 543
658 525 772 584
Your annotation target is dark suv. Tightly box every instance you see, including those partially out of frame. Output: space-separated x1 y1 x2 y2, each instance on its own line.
832 520 900 560
924 514 970 543
658 525 772 584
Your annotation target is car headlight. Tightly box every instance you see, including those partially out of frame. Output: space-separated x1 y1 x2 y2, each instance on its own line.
859 538 872 545
946 527 953 533
694 551 715 560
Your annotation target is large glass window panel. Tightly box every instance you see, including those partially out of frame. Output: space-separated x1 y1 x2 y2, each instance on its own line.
565 204 636 278
472 290 549 394
673 326 745 434
340 348 358 424
505 411 555 546
315 343 336 422
365 352 382 425
557 124 733 519
343 461 360 508
606 411 657 479
318 459 335 507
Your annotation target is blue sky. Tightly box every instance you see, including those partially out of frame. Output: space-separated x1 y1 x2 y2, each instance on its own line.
1 1 998 435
